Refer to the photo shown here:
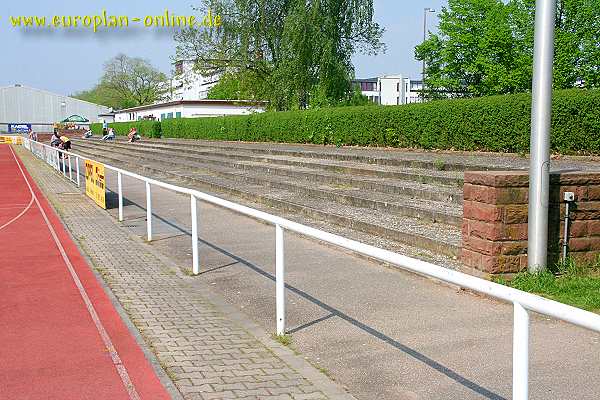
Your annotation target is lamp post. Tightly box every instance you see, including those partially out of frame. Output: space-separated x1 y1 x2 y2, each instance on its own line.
528 0 557 272
422 7 436 102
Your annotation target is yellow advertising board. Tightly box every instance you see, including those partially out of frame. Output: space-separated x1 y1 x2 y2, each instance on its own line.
0 135 22 144
85 160 106 209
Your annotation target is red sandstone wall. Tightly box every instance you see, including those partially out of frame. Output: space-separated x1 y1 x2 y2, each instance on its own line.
462 171 600 275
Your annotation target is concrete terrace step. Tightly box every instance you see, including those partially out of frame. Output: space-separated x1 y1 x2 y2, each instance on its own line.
77 138 464 187
74 139 464 200
73 145 462 257
141 138 509 172
73 140 463 226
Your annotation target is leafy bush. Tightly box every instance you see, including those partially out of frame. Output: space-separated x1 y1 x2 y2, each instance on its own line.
90 120 161 138
106 89 600 153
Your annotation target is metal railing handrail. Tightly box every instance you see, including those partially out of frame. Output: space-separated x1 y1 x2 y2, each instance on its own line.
21 137 600 400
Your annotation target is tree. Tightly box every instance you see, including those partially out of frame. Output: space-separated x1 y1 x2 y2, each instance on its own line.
207 70 270 100
415 0 600 98
175 0 384 110
73 54 169 109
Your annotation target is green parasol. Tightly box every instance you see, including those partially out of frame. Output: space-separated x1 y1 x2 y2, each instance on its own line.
60 115 89 123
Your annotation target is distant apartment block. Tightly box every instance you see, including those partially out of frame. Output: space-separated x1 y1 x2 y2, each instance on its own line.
170 59 221 101
354 75 424 105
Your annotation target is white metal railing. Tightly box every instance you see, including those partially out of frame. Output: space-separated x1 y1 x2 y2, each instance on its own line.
24 138 80 187
21 137 600 399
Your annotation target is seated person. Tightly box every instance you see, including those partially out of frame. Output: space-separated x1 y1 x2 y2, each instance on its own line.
50 130 62 147
128 127 140 143
82 129 93 138
59 136 72 152
102 127 115 141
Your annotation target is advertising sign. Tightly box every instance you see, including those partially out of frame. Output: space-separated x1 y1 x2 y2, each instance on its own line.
0 135 23 145
8 123 32 133
85 159 106 209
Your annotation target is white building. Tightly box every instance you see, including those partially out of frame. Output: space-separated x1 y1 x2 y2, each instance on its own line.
354 75 424 105
114 99 266 122
170 60 221 101
0 84 110 132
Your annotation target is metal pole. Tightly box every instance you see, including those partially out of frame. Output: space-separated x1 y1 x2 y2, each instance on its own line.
62 151 67 177
528 0 557 272
513 302 530 400
68 156 72 182
76 156 80 187
118 172 123 222
191 194 199 275
422 9 427 102
562 201 570 260
146 181 152 241
422 8 435 102
275 224 285 335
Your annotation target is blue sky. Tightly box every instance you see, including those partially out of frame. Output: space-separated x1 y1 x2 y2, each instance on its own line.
0 0 447 96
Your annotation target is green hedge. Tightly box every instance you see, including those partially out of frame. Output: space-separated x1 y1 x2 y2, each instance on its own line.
90 120 161 138
157 89 600 154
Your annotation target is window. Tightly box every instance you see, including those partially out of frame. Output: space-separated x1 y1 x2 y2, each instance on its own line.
167 112 173 119
360 82 376 91
176 112 182 118
175 61 183 75
397 83 400 92
161 113 166 120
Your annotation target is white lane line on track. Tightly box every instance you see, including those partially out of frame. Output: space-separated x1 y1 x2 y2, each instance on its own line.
0 204 33 209
8 146 142 400
0 196 34 232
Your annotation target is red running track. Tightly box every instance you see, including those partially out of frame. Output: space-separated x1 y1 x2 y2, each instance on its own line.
0 145 172 400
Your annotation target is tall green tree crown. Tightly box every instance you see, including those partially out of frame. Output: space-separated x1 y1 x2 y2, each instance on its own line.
175 0 384 110
415 0 600 98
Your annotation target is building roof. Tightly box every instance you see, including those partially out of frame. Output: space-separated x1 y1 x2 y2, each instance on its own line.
353 77 379 83
115 99 268 113
0 84 109 109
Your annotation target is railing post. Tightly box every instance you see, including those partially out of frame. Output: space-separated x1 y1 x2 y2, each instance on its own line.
76 156 80 187
68 155 73 181
145 181 152 241
117 172 123 222
275 224 285 335
513 302 530 400
191 194 199 275
62 151 67 177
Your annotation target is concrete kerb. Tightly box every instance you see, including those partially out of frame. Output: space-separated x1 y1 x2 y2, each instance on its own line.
15 146 356 400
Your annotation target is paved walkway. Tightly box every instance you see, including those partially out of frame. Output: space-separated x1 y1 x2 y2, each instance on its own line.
14 146 352 400
16 145 600 399
0 145 171 399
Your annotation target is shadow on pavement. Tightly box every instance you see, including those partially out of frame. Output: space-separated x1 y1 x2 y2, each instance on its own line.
110 191 507 400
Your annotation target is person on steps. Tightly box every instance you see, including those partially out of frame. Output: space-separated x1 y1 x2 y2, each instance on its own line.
102 127 115 141
50 129 62 147
127 127 140 143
